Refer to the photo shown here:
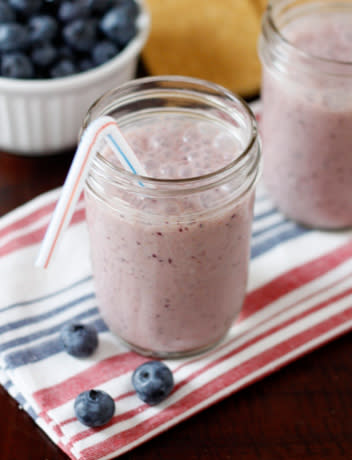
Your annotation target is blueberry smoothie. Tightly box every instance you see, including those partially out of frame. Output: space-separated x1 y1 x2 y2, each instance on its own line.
85 108 259 357
260 8 352 228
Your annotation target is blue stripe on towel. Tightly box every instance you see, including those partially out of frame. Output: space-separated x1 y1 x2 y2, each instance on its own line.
15 392 26 406
252 218 292 239
253 207 277 222
26 406 38 420
3 380 13 390
0 293 95 336
0 275 93 313
251 224 308 259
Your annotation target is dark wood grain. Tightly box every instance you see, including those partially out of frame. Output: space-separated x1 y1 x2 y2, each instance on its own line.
0 150 351 460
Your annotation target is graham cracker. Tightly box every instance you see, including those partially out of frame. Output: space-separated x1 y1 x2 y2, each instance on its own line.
142 0 267 97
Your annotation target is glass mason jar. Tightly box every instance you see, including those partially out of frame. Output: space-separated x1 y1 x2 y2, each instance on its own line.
259 0 352 229
83 76 261 358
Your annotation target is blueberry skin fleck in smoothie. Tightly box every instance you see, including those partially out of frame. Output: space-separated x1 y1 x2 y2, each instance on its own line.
260 10 352 229
85 114 258 357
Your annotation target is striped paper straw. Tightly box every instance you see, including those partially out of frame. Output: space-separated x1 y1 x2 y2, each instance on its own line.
35 116 146 269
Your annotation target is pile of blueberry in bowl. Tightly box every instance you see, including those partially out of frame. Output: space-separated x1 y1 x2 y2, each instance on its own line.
0 0 142 79
0 0 149 155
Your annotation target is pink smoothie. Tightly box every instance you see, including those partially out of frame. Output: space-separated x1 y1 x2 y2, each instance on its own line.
261 12 352 228
85 114 256 356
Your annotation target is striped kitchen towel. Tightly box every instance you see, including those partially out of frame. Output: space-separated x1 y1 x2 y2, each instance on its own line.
1 116 352 460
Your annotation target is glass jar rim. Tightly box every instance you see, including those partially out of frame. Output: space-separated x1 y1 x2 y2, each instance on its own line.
263 0 352 70
82 75 260 196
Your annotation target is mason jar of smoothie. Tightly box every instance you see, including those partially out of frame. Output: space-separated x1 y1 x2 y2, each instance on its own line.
259 0 352 229
83 76 261 358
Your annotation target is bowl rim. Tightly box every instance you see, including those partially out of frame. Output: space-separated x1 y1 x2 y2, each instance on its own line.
0 4 150 94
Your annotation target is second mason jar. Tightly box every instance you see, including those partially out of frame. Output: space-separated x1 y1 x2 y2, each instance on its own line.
259 0 352 229
83 76 261 358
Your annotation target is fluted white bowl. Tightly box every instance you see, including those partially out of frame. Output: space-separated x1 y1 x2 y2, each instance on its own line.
0 2 149 156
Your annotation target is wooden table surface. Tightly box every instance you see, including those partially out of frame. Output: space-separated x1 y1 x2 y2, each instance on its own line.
0 149 351 460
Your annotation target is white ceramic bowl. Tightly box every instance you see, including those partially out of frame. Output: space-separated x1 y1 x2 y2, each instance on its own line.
0 2 150 156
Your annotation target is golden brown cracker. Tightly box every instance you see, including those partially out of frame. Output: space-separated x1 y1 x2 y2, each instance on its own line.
251 0 268 17
143 0 263 97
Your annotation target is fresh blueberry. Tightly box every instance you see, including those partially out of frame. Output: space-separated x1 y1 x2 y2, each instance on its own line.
63 19 97 52
100 6 137 47
57 44 74 60
119 0 140 20
31 42 57 67
74 390 115 427
132 361 174 405
92 40 119 66
0 3 16 23
58 0 90 23
60 322 98 356
8 0 42 15
88 0 112 13
50 59 77 78
41 0 61 15
1 52 34 78
0 23 29 52
79 57 95 72
28 15 58 43
113 23 136 48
